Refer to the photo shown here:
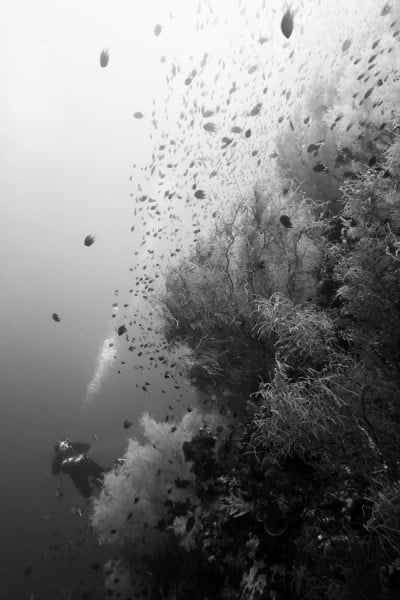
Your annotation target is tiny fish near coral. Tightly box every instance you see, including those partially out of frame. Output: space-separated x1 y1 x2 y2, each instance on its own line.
100 49 109 67
280 215 293 228
84 235 95 247
281 9 294 39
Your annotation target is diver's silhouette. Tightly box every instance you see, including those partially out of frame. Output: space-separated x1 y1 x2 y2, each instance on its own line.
52 440 105 498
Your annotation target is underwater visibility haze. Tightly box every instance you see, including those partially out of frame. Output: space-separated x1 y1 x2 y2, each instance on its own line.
1 0 400 598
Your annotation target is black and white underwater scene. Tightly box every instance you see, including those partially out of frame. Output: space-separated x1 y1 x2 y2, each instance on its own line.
2 0 400 598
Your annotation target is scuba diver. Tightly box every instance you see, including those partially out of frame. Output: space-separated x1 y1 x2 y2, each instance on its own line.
52 439 105 498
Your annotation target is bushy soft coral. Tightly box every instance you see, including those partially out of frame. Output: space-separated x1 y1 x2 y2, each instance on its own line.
91 411 227 558
91 412 206 551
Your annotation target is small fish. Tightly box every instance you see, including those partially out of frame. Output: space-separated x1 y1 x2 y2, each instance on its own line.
133 112 144 119
123 419 133 429
363 86 374 100
23 565 33 578
280 215 293 228
100 48 109 67
84 235 95 247
221 137 232 148
249 102 262 117
55 488 63 500
281 9 294 39
52 313 61 322
341 38 352 52
154 24 162 36
203 122 217 132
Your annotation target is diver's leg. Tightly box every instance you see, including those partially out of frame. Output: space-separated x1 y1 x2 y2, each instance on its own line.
86 459 105 479
82 459 105 489
69 472 93 498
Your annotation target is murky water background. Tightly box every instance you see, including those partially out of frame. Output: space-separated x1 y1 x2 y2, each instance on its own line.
1 0 395 597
